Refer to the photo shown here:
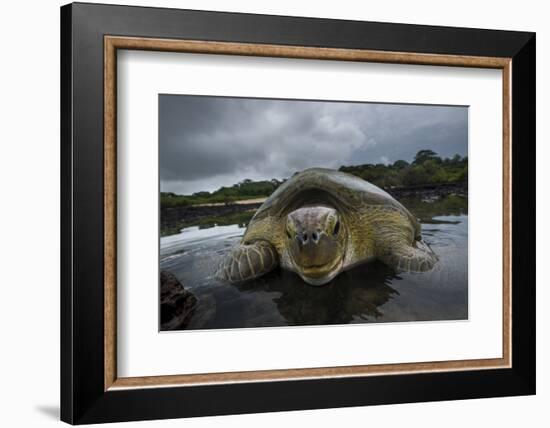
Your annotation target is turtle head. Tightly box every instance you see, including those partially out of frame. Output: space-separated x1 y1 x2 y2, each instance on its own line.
285 206 346 286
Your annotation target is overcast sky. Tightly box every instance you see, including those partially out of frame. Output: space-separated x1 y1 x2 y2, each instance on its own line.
160 95 467 195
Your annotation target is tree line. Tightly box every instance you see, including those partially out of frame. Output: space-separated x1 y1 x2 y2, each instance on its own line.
339 149 467 189
161 150 467 208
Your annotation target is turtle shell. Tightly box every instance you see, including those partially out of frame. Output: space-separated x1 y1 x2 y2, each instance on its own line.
249 168 419 233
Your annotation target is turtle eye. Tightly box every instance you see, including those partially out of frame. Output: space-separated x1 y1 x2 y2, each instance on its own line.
333 220 340 236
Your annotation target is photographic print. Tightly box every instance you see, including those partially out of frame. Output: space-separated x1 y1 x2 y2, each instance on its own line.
159 95 468 331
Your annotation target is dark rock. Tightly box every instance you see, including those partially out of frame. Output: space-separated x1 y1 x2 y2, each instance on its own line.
160 270 197 330
386 181 467 200
161 202 262 230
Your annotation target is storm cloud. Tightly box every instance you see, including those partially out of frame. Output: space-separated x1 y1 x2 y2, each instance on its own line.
159 95 467 194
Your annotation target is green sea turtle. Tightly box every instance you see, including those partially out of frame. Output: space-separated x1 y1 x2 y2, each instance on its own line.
218 168 438 286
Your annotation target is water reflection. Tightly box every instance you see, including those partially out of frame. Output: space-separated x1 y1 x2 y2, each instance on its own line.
160 194 468 331
233 261 399 326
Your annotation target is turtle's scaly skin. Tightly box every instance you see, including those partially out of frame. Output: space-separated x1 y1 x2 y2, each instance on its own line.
217 240 278 282
218 168 437 285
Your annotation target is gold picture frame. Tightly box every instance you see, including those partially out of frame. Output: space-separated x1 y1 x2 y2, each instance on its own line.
103 35 512 391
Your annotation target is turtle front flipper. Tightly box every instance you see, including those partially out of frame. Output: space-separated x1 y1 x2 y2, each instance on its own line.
217 240 278 283
380 239 438 273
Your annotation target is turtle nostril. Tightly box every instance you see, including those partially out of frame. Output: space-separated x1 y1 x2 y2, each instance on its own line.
311 232 318 242
302 233 308 243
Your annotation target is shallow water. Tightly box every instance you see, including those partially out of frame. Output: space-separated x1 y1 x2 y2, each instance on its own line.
160 195 468 330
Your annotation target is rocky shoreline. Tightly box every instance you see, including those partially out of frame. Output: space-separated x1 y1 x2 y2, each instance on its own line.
161 181 467 234
386 181 467 200
161 201 262 230
161 202 261 236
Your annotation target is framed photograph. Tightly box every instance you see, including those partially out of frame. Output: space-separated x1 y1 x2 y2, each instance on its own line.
61 2 535 424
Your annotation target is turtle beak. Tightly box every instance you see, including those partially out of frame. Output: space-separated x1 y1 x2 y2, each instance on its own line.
294 232 335 267
286 206 344 285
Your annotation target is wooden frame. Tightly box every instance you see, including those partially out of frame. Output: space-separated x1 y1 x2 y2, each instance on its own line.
104 36 513 390
62 2 535 424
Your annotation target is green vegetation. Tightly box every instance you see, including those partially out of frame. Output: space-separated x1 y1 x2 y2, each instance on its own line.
161 179 283 208
339 150 467 189
161 150 467 209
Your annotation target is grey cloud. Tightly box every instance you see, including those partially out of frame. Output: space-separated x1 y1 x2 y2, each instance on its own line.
160 95 467 194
